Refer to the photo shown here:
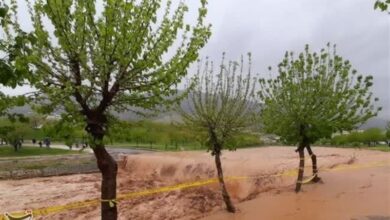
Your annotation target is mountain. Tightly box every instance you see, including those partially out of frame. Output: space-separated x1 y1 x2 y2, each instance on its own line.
7 98 390 129
360 117 389 129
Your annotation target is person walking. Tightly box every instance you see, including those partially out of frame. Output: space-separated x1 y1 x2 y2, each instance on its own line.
45 138 51 148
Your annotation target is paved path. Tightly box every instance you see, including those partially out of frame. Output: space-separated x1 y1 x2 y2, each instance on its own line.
22 142 153 156
23 143 94 153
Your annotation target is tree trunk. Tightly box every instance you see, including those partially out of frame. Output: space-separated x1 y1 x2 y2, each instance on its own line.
214 151 235 213
84 110 118 220
93 145 118 220
306 145 321 183
295 146 305 193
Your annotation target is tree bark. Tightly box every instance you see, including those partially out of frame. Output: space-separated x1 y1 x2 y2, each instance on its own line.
214 151 235 213
295 146 305 193
306 145 321 183
93 145 118 220
86 114 118 220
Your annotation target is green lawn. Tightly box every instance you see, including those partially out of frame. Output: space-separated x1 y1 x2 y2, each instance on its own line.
0 146 82 157
361 145 390 152
321 144 390 152
107 141 263 151
107 142 205 151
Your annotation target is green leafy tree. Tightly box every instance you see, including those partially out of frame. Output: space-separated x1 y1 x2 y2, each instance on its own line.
346 131 363 146
0 3 29 119
258 44 381 192
331 134 349 146
5 0 211 218
53 119 79 149
41 121 56 139
5 125 28 151
0 2 31 146
361 128 385 146
178 54 259 213
374 0 390 12
0 125 13 145
29 114 46 129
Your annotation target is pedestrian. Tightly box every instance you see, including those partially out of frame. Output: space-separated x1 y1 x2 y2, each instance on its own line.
46 138 51 148
38 140 42 148
18 139 23 149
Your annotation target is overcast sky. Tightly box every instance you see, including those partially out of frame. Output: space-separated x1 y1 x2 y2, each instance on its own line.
1 0 389 118
196 0 389 118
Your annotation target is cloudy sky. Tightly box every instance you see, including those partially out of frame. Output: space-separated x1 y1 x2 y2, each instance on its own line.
1 0 389 119
195 0 389 118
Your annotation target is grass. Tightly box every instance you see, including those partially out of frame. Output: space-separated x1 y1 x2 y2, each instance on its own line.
107 140 264 152
0 146 83 157
0 155 95 172
361 145 390 152
107 142 206 151
319 144 390 152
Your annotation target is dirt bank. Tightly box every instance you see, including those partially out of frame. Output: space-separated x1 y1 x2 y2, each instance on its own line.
0 146 388 220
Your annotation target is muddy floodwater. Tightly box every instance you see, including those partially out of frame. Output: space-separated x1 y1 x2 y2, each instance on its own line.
0 146 389 220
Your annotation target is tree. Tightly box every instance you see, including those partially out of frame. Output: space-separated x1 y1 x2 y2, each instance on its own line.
5 125 27 151
331 134 349 146
361 128 385 146
0 3 29 119
53 118 79 149
29 113 46 129
5 0 211 219
0 2 30 147
178 54 259 213
374 0 390 12
258 44 381 192
346 131 363 146
0 125 13 145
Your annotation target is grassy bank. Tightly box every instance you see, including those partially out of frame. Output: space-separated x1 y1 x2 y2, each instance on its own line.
108 143 202 151
108 135 263 152
0 146 82 157
317 144 390 152
0 119 262 149
363 145 390 152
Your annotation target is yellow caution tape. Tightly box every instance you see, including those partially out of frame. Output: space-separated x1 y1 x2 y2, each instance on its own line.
296 174 318 184
3 211 33 220
100 199 117 208
1 159 389 219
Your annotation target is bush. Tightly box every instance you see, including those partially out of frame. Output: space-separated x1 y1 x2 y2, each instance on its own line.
107 120 261 149
331 128 386 147
0 118 261 150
